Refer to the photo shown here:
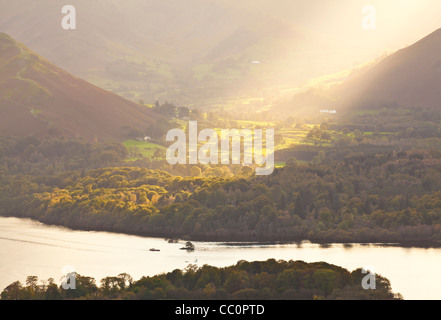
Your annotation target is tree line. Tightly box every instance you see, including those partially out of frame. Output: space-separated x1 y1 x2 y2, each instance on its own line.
0 136 127 175
0 259 400 300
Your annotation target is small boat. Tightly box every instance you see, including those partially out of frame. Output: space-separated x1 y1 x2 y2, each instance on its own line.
149 248 160 252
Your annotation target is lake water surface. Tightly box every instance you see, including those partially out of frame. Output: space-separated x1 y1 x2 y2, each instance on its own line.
1 217 440 300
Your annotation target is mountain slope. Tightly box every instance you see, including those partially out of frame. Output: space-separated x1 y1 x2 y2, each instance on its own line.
0 33 162 141
334 28 441 110
274 27 441 115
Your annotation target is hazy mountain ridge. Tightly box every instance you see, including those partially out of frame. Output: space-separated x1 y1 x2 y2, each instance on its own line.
0 0 356 106
3 1 440 112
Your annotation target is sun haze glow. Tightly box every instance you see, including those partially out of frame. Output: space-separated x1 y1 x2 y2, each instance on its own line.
303 0 441 54
251 0 440 55
251 0 441 96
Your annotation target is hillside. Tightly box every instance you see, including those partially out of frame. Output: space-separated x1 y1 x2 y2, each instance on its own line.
334 28 441 110
274 27 441 115
0 33 161 141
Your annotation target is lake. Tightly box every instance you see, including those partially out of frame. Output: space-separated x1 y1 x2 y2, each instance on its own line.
0 216 440 300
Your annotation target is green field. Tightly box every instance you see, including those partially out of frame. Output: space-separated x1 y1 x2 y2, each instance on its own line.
123 140 167 161
275 161 286 168
121 118 323 167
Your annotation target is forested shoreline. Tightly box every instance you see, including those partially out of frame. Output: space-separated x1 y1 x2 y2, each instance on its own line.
3 149 441 245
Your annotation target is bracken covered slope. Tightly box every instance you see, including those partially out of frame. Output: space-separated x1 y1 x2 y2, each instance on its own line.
0 33 162 141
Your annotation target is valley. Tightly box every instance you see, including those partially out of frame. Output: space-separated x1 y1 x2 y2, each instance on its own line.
2 1 441 302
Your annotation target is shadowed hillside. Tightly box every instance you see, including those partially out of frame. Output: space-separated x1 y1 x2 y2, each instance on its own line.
274 28 441 115
335 28 441 110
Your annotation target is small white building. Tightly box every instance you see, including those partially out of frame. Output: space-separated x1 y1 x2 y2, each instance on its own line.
320 109 337 114
136 136 152 142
